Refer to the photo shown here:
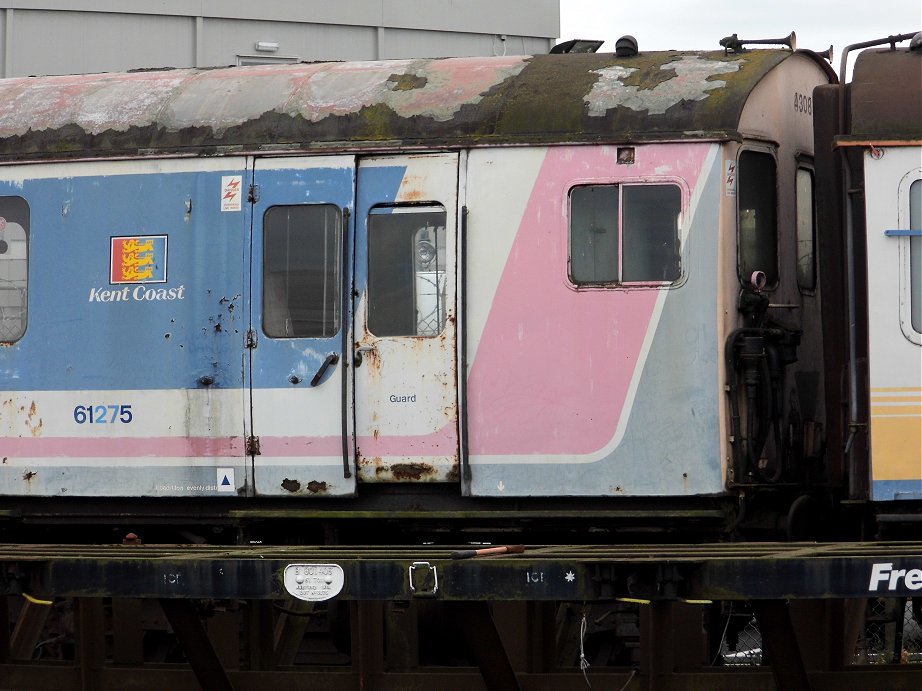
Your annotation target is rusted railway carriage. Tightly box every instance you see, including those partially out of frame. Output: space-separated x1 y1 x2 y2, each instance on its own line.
0 30 921 691
0 33 918 546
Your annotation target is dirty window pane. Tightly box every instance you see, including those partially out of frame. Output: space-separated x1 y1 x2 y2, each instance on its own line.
368 206 447 337
796 168 816 291
738 151 778 286
622 185 681 282
0 197 29 343
570 184 681 284
570 185 619 283
263 204 341 338
911 179 921 333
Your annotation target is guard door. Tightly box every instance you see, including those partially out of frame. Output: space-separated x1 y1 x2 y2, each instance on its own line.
248 156 356 497
353 154 460 482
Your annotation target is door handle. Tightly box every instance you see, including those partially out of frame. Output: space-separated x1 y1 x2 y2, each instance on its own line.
354 344 376 368
310 353 340 386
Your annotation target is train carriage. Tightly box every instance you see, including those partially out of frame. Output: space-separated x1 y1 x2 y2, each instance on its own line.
814 35 922 525
3 29 922 691
0 38 853 539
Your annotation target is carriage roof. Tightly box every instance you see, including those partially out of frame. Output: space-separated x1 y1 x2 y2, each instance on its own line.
846 45 922 141
0 49 831 160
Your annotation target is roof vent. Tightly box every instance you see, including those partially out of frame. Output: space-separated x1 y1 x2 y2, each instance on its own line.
550 39 604 54
615 35 639 57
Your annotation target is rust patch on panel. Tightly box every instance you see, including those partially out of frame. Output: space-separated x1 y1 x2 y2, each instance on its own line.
379 463 435 481
22 470 36 482
357 338 382 379
306 480 328 494
398 174 427 201
280 478 301 493
21 400 43 437
356 454 380 468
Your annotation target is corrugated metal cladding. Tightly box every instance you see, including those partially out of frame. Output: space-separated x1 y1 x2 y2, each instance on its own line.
0 0 560 78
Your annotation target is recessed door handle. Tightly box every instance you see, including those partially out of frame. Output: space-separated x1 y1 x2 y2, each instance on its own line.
354 344 375 368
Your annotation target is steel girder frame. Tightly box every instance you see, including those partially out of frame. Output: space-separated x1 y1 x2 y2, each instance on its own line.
3 542 922 689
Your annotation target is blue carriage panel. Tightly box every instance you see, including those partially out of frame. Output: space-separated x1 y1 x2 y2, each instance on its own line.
0 165 248 392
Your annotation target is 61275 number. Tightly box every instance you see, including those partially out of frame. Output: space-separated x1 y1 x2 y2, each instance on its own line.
74 404 133 424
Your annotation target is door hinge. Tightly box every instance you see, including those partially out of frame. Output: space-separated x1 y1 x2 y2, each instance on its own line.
248 184 260 203
246 435 261 456
245 329 258 349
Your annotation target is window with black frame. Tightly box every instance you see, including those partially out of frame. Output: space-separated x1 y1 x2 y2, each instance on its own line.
0 196 29 343
796 167 817 292
737 151 778 287
262 204 341 338
569 183 681 285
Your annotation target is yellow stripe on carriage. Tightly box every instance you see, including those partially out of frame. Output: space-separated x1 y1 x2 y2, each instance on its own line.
870 415 922 481
871 405 922 417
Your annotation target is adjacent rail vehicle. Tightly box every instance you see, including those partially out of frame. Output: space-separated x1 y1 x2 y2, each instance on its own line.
0 30 919 545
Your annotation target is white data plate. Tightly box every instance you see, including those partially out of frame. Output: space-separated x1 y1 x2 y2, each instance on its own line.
283 563 345 601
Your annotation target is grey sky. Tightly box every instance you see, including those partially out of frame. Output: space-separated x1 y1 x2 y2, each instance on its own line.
559 0 921 78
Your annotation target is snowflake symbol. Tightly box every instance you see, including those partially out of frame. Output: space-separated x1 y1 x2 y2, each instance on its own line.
565 571 576 583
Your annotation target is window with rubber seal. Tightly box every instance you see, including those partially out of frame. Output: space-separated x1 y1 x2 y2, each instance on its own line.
569 183 681 285
910 179 921 334
0 196 29 343
737 151 778 287
263 204 341 338
367 205 447 337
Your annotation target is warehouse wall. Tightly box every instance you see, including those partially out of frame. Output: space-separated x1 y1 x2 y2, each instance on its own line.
0 1 560 76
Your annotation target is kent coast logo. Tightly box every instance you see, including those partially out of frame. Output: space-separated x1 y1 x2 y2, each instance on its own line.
110 235 166 284
89 235 185 303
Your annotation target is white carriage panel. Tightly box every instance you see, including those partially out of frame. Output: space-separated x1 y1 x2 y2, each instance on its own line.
353 153 460 481
863 147 922 497
464 142 725 497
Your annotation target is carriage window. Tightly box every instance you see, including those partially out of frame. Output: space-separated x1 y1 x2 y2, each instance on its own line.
911 179 921 334
738 151 778 287
796 167 816 291
368 205 447 337
569 184 681 284
263 204 341 338
0 196 29 343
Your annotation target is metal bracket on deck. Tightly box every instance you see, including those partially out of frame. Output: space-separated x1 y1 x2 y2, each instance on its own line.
408 561 439 597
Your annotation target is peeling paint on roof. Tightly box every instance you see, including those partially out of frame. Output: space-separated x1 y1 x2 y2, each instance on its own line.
585 56 743 116
0 71 188 136
0 49 827 159
290 57 530 123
